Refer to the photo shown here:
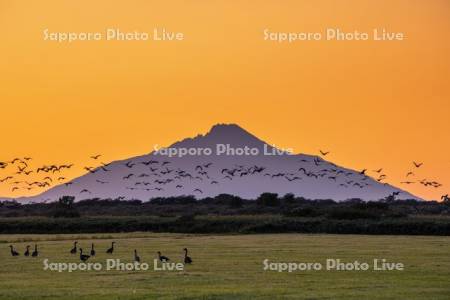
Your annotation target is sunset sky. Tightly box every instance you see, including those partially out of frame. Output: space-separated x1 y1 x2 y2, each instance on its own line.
0 0 449 200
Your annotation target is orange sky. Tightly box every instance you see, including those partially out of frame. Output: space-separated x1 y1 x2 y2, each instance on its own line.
0 0 449 200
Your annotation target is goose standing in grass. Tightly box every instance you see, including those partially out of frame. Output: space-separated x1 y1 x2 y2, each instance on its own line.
24 245 30 257
106 242 115 254
9 245 19 257
31 244 38 257
157 251 170 262
90 243 96 256
183 248 192 264
79 248 90 262
134 250 140 262
70 241 78 254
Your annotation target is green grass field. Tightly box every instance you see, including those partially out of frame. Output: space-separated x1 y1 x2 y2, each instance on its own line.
0 233 449 299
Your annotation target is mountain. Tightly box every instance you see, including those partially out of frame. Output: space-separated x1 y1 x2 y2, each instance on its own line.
12 124 420 203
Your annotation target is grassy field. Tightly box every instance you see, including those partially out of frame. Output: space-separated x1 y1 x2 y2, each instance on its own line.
0 233 449 299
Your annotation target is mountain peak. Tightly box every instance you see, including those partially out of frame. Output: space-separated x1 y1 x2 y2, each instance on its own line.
203 123 266 147
207 123 250 137
170 123 266 149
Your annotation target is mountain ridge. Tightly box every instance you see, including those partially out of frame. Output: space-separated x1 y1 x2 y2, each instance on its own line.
5 123 421 203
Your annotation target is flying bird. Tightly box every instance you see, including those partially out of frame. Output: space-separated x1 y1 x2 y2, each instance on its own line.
319 150 330 156
413 161 423 168
84 167 97 174
125 162 135 168
123 174 134 180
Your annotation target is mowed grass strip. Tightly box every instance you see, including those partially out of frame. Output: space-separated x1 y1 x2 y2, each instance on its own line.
0 233 449 299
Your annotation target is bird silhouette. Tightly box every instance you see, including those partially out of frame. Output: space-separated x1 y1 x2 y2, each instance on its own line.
413 161 423 168
24 245 30 256
90 155 102 160
79 248 90 262
319 150 330 156
0 176 14 182
125 162 135 168
183 248 192 264
134 249 140 262
31 244 38 257
157 251 170 262
84 167 97 174
9 245 19 256
106 242 115 254
70 242 78 254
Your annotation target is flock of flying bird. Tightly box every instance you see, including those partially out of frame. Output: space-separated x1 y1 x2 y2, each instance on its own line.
0 151 447 200
8 241 193 264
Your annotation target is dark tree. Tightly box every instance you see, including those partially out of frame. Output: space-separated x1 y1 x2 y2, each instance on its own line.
52 196 80 218
256 193 280 207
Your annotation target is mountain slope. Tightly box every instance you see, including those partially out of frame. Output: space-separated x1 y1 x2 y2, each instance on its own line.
15 124 420 203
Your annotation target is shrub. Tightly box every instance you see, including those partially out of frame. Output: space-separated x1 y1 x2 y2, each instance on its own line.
285 207 322 217
327 208 379 220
